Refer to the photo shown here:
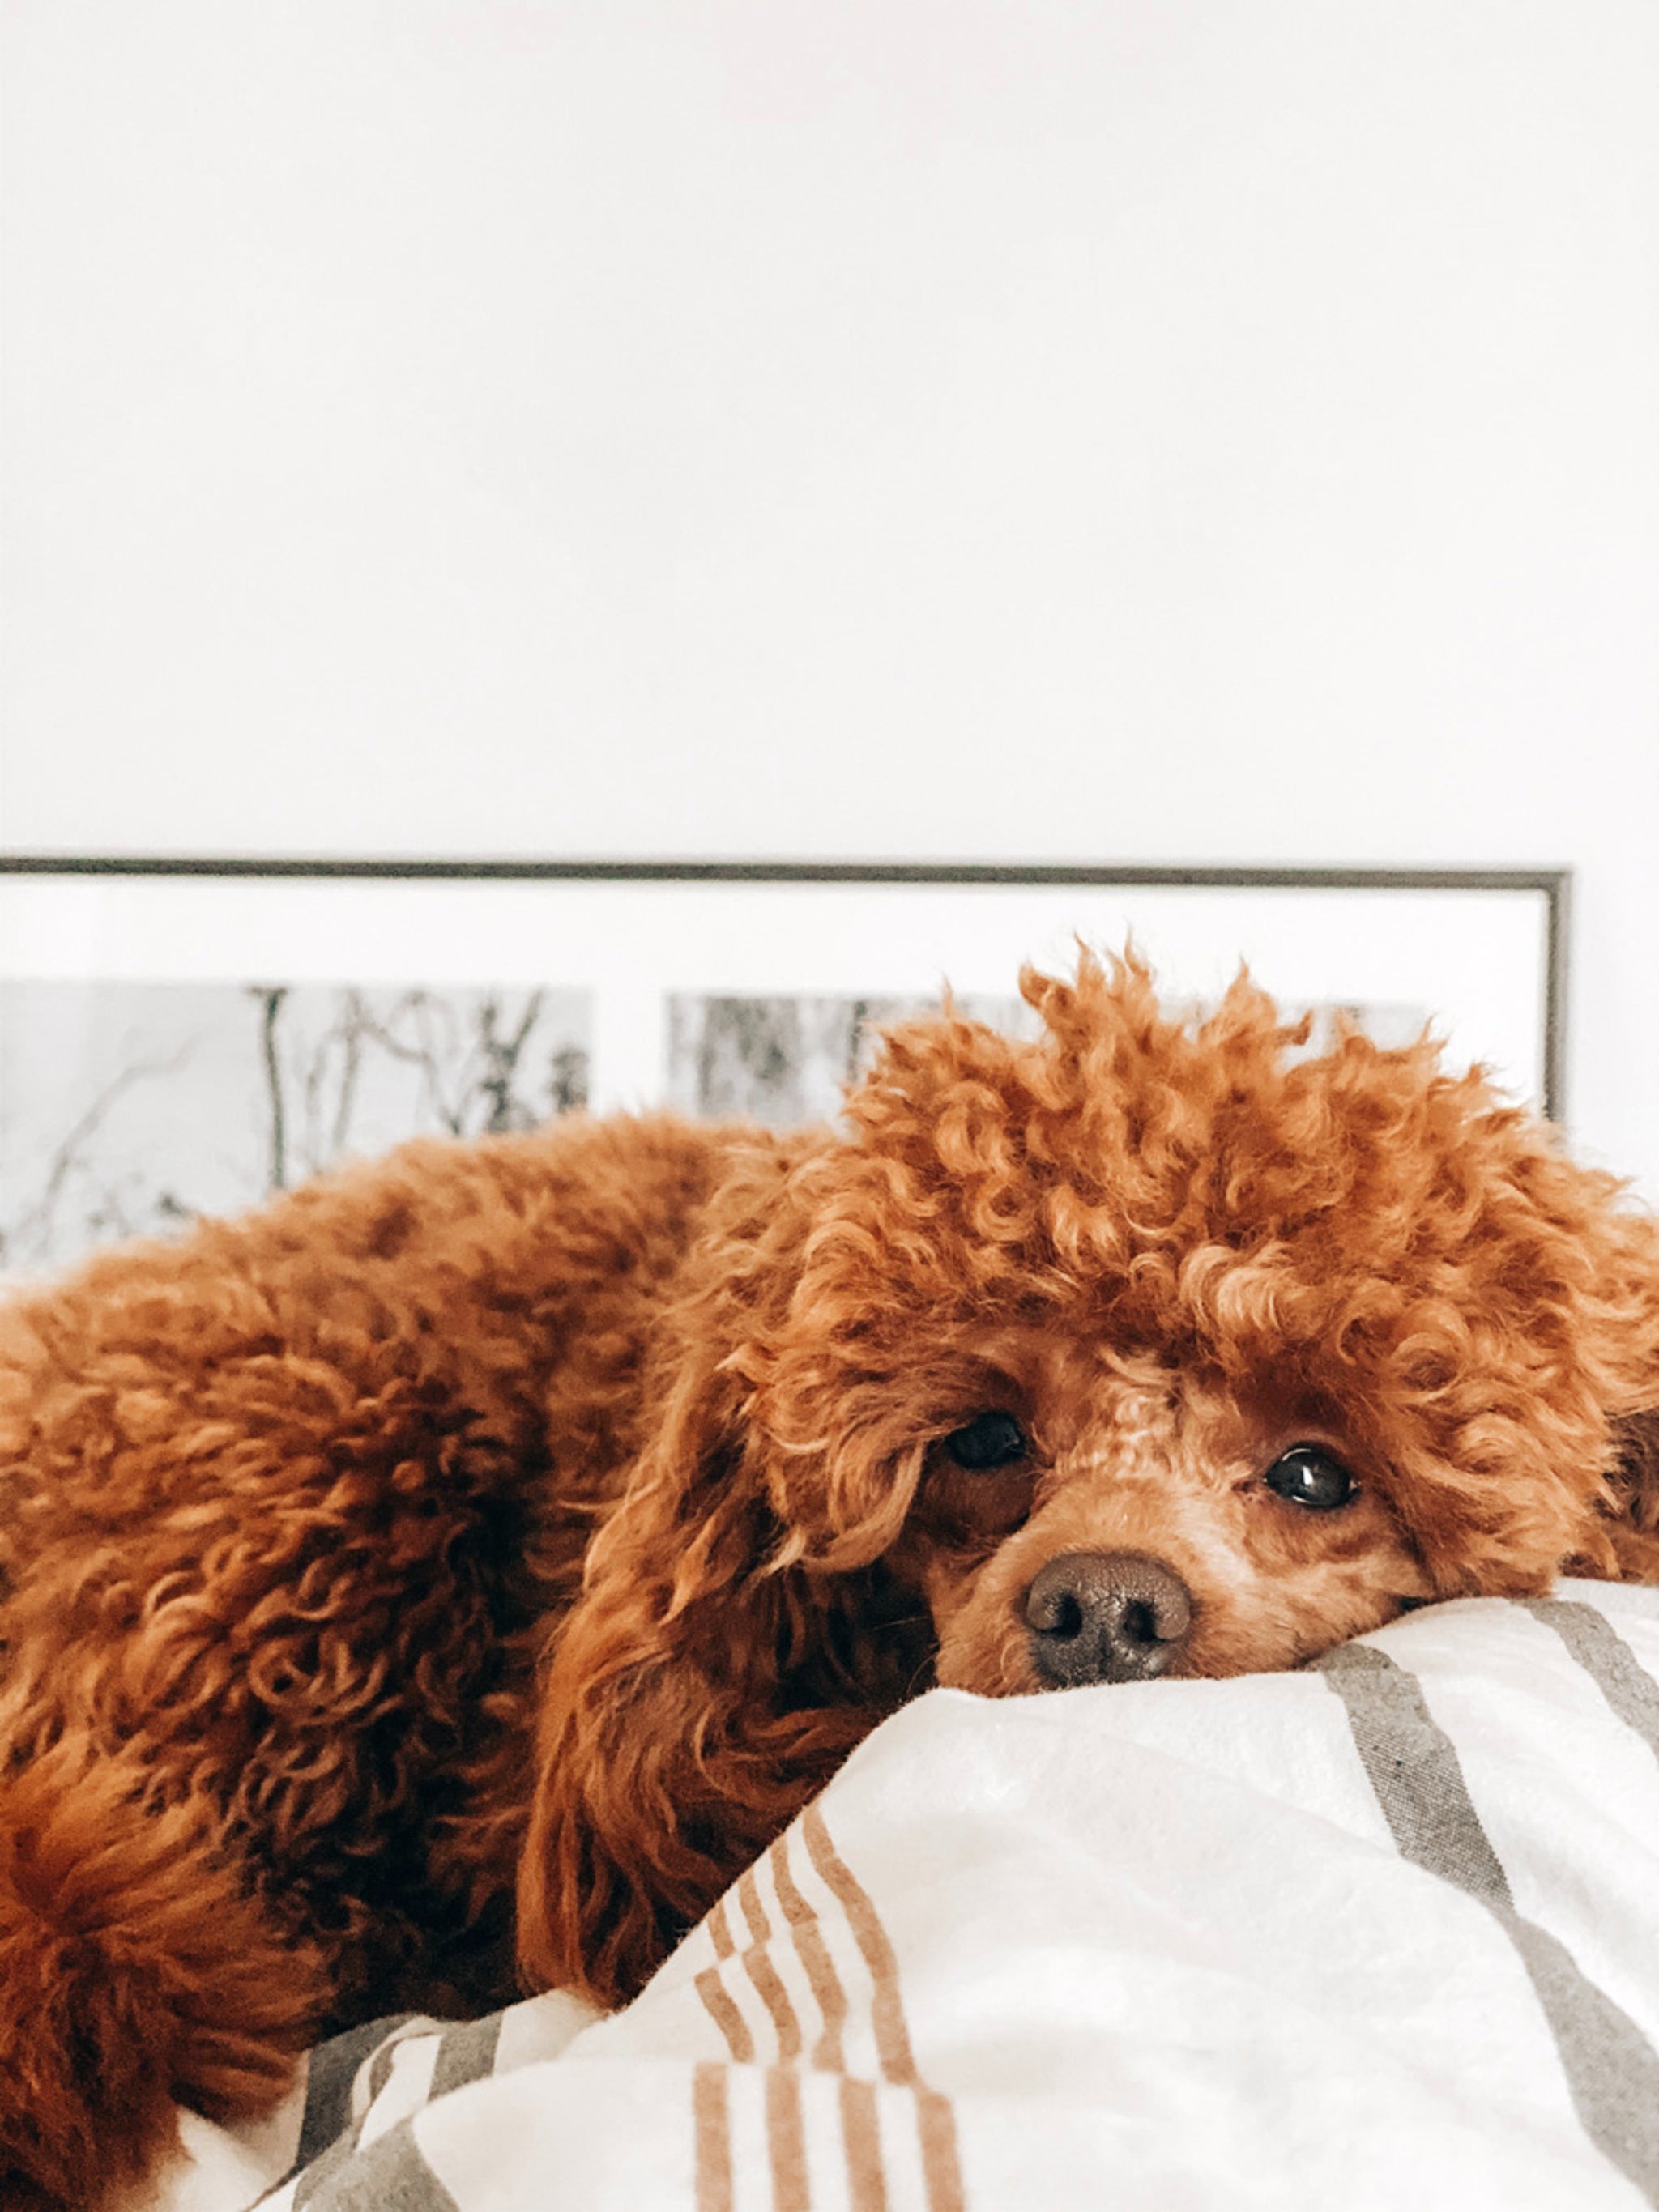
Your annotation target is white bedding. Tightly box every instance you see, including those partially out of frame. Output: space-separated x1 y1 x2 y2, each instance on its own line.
135 1579 1659 2212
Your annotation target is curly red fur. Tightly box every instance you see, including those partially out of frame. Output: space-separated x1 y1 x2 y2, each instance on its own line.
3 952 1658 2206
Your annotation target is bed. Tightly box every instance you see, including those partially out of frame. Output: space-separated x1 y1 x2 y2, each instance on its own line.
134 1577 1659 2212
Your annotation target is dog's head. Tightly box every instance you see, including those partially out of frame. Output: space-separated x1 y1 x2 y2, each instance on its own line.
522 951 1659 2002
731 951 1659 1693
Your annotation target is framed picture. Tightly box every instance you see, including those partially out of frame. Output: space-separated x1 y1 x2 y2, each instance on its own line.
0 859 1567 1278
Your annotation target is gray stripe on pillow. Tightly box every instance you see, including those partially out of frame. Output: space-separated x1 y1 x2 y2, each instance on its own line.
292 2014 418 2183
1316 1639 1659 2205
296 2120 463 2212
429 2012 504 2102
290 2125 365 2212
1527 1597 1659 1762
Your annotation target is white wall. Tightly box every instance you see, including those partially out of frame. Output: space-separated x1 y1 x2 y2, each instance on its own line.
3 4 1656 1191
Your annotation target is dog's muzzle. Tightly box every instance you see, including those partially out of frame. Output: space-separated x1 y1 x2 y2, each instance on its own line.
1024 1550 1194 1686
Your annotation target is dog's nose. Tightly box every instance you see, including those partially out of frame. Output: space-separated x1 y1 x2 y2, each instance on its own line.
1024 1550 1193 1686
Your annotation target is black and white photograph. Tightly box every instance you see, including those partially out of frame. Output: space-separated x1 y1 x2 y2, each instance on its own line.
0 979 590 1275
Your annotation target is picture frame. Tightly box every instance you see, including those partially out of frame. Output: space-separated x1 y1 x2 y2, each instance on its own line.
0 859 1567 1279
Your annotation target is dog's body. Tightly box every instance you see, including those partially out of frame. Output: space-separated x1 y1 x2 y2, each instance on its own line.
3 957 1659 2208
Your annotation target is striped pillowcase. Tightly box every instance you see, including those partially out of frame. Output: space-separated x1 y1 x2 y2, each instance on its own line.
241 1580 1659 2212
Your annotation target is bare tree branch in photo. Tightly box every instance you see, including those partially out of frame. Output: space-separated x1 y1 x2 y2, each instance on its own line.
321 990 370 1164
477 991 544 1132
548 1043 589 1118
250 986 292 1192
288 989 382 1179
348 990 557 1138
0 1044 194 1268
408 993 464 1131
694 999 804 1124
344 991 465 1133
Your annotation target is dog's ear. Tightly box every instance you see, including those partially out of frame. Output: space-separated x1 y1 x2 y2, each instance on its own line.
514 1340 899 2005
1574 1189 1659 1578
514 1150 926 2008
1602 1407 1659 1577
1611 1407 1659 1524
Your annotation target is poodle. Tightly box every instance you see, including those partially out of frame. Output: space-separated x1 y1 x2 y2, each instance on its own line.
3 952 1658 2208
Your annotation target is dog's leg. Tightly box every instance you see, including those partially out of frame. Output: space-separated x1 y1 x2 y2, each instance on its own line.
0 1735 324 2212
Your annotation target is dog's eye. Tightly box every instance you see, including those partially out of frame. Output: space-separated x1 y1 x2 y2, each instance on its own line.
1264 1443 1356 1511
944 1411 1028 1471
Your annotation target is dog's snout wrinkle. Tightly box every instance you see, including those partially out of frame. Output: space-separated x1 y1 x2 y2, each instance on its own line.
1025 1549 1193 1687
